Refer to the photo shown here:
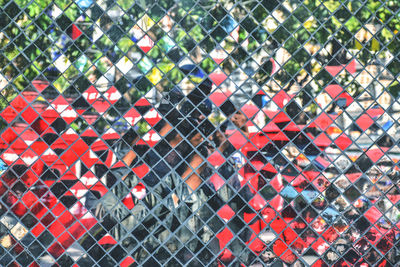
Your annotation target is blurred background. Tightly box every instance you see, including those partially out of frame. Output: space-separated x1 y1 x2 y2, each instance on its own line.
1 0 400 266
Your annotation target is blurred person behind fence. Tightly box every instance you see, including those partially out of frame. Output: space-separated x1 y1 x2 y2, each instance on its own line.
90 77 222 265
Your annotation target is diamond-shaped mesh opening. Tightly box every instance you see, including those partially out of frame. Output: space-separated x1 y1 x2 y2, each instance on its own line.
1 0 400 265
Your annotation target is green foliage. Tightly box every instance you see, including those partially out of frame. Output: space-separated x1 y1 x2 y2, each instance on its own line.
200 57 217 74
136 120 150 136
388 82 400 98
1 0 400 115
117 37 134 53
209 113 226 126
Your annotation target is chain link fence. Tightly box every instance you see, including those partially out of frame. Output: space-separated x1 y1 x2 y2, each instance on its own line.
1 0 400 266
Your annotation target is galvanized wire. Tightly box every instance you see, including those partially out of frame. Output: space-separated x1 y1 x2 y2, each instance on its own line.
1 0 400 266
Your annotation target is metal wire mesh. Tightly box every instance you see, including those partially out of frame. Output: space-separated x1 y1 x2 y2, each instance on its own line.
1 0 400 266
